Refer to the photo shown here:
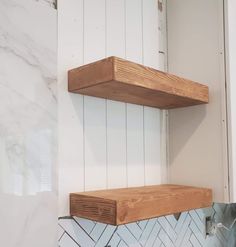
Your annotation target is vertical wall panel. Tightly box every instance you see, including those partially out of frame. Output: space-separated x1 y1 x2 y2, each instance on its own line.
158 0 167 71
84 0 107 190
107 101 127 188
84 97 107 191
126 0 145 187
106 0 127 188
142 0 162 185
125 0 143 63
58 0 164 214
84 0 106 63
58 0 84 216
106 0 126 58
144 108 162 185
127 105 145 186
143 0 159 68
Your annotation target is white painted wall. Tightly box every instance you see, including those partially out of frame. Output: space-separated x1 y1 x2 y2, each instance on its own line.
225 0 236 201
167 0 229 202
58 0 166 216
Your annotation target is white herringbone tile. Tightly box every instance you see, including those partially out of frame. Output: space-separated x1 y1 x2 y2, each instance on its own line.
180 227 192 247
59 219 94 247
158 229 175 247
126 222 143 240
166 215 178 229
58 224 65 241
95 225 116 247
74 217 95 234
153 234 162 247
59 232 81 247
90 222 107 242
175 212 188 234
108 232 121 246
116 225 142 247
138 220 148 230
58 204 234 247
139 218 156 245
175 215 191 247
189 220 205 246
157 217 177 241
189 210 205 234
118 240 128 247
189 233 202 247
195 209 205 222
144 221 161 247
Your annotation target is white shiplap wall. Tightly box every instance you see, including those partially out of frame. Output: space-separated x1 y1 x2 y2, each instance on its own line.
58 0 166 216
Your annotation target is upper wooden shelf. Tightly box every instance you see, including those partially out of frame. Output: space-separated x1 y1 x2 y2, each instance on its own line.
70 184 212 225
68 56 209 109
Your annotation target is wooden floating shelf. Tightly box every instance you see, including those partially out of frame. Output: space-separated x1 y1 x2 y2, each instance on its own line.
70 184 212 225
68 56 209 109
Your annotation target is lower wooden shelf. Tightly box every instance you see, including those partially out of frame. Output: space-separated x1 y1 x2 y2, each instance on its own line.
70 184 212 225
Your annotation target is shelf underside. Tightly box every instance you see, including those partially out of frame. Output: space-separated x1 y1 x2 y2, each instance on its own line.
68 56 209 109
70 184 212 225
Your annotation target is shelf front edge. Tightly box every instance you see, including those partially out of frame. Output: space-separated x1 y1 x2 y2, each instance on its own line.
68 56 209 109
70 184 212 225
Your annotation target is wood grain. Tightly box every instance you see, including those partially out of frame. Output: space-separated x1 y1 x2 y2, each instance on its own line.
68 56 209 109
70 184 212 225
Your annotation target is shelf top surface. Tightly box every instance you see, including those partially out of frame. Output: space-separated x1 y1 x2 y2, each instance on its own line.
71 184 212 202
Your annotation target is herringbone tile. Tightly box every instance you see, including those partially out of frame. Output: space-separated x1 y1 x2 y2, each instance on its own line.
59 204 236 247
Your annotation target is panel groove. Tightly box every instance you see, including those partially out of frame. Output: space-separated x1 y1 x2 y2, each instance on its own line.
143 106 146 185
125 104 128 188
83 95 85 192
105 99 108 189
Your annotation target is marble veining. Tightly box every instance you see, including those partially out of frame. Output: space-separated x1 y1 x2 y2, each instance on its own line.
0 0 57 245
0 0 57 197
0 0 57 104
35 0 57 9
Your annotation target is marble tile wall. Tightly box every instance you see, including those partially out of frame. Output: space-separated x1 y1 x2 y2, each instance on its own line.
0 0 57 246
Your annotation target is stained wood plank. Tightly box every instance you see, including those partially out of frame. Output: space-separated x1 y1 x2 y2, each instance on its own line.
68 56 209 109
70 184 212 225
